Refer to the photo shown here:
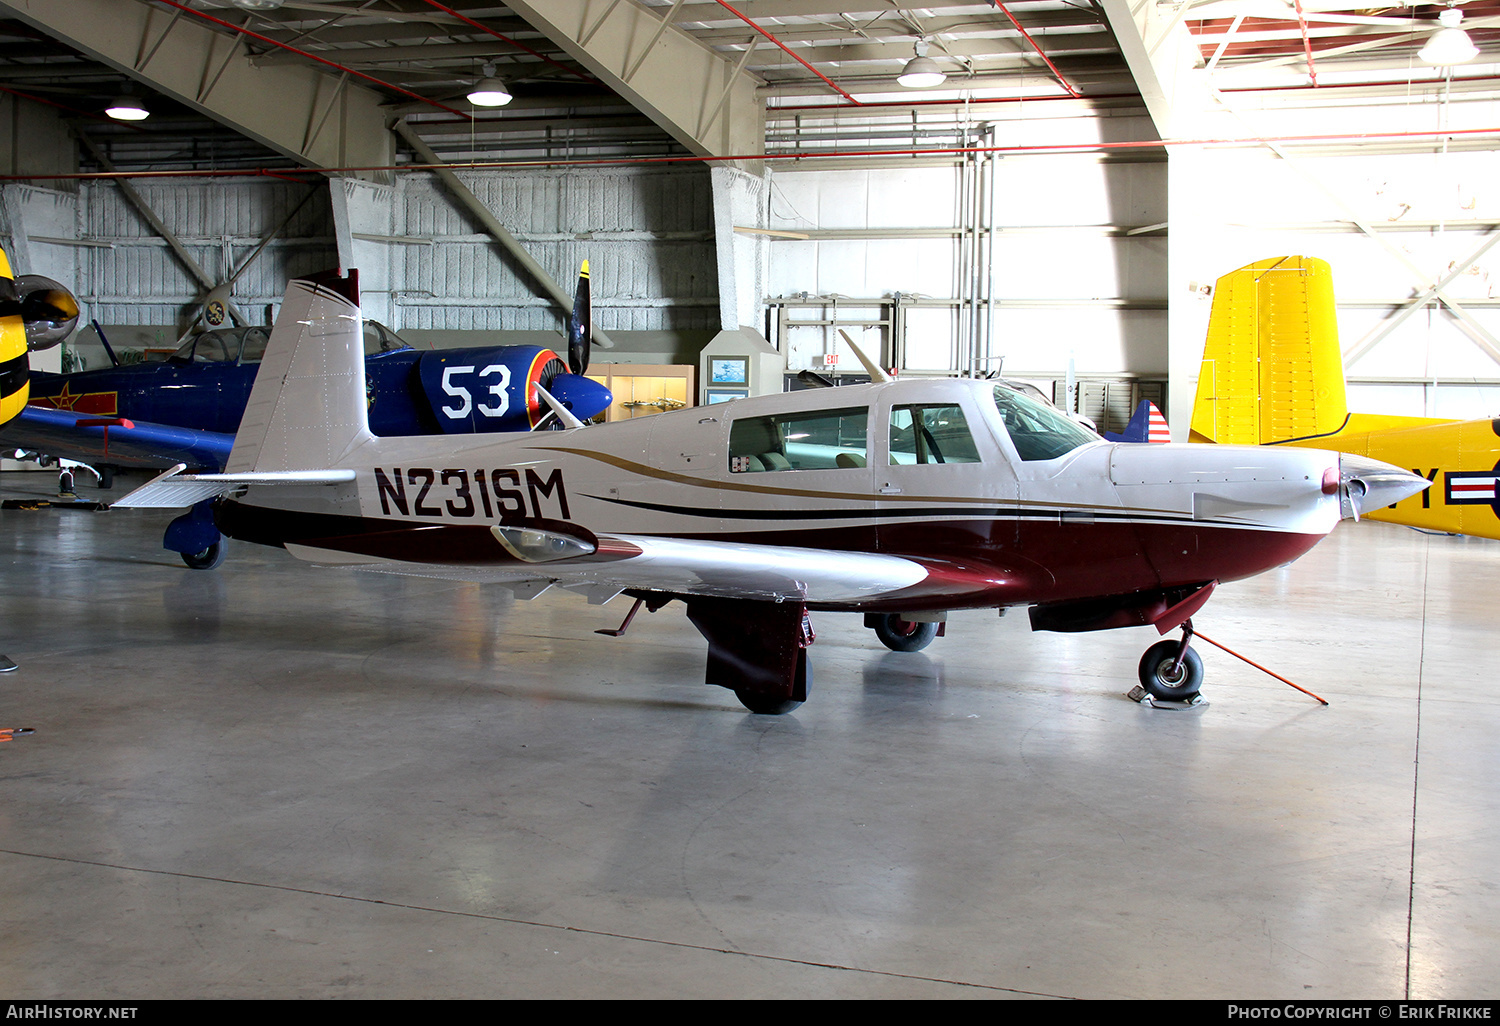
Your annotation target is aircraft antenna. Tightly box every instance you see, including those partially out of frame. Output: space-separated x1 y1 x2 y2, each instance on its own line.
837 329 892 383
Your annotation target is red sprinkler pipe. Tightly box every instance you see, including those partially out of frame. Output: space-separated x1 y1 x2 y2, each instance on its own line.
1292 0 1319 87
711 0 863 104
12 122 1500 183
419 0 596 83
150 0 473 119
713 0 1081 104
0 84 146 130
993 1 1081 99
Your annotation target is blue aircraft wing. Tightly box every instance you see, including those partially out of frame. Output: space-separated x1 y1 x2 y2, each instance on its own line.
4 404 235 471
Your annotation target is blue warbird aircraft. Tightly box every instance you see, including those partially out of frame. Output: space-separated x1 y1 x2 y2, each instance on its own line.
2 265 611 569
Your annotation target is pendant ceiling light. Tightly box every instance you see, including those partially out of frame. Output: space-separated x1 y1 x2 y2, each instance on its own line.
1420 7 1478 66
104 94 148 121
898 39 946 89
467 63 513 107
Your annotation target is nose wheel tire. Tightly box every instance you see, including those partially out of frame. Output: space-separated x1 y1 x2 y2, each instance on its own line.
1138 640 1204 702
872 614 939 652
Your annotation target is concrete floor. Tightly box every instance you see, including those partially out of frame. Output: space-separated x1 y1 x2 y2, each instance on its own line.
0 469 1497 999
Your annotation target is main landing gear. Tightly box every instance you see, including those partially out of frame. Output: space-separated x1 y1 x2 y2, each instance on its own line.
683 597 814 715
866 613 940 653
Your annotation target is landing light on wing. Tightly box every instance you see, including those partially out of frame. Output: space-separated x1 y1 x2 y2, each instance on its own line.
492 524 597 563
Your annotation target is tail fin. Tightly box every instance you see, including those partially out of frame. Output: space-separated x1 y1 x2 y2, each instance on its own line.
566 260 591 375
1105 400 1170 443
1189 256 1348 445
226 269 371 473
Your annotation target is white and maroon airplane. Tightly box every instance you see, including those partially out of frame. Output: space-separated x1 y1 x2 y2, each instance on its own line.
118 271 1428 713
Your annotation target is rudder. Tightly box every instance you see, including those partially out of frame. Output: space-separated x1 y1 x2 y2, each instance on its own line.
1189 256 1348 445
226 270 372 473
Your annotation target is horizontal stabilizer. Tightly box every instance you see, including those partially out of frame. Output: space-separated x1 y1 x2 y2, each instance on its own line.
112 463 356 509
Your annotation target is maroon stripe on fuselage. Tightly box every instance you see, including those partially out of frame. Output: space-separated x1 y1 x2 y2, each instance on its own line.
218 501 1323 611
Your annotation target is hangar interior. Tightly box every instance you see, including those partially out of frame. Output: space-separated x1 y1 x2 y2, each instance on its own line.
0 0 1498 1000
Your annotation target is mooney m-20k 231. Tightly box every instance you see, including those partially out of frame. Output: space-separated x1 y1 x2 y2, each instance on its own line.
117 270 1428 713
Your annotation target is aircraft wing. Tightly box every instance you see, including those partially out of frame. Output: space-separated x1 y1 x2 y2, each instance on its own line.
277 526 1030 608
2 405 235 470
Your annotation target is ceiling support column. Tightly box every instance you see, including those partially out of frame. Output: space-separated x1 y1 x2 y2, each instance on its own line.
503 0 763 164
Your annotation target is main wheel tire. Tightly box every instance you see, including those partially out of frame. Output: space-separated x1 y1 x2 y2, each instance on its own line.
182 540 227 571
1138 640 1204 702
872 614 939 652
734 690 803 715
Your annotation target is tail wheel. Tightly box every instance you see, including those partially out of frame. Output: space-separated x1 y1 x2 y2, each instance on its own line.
872 614 939 653
182 540 227 571
1138 640 1204 701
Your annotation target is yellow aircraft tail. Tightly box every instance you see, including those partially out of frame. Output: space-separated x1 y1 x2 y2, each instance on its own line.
1187 255 1500 539
1189 256 1348 445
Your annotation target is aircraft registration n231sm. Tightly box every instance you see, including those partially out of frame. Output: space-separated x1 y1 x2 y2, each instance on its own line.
116 270 1429 714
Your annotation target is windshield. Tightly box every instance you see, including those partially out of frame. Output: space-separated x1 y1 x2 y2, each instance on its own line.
171 321 413 364
172 327 246 363
992 385 1098 461
995 378 1052 406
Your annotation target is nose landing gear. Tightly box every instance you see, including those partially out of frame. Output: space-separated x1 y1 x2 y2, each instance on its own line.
1132 619 1330 707
1137 629 1204 703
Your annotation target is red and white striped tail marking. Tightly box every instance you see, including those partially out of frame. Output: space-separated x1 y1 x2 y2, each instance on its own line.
1147 403 1171 443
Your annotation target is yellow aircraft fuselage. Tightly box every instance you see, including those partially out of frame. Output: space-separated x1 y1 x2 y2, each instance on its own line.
1280 414 1500 538
1189 255 1500 540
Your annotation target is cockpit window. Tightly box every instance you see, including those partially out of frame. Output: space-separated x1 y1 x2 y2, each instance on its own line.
729 406 868 472
992 385 1097 461
173 329 239 363
170 321 413 366
889 404 982 465
234 327 273 363
363 321 413 355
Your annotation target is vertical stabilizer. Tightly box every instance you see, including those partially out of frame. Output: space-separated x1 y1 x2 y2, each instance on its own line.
226 274 371 473
1189 256 1347 444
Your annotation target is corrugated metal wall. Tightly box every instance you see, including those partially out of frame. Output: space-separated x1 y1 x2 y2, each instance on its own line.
82 179 335 326
765 156 1170 380
51 166 716 338
391 168 717 333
